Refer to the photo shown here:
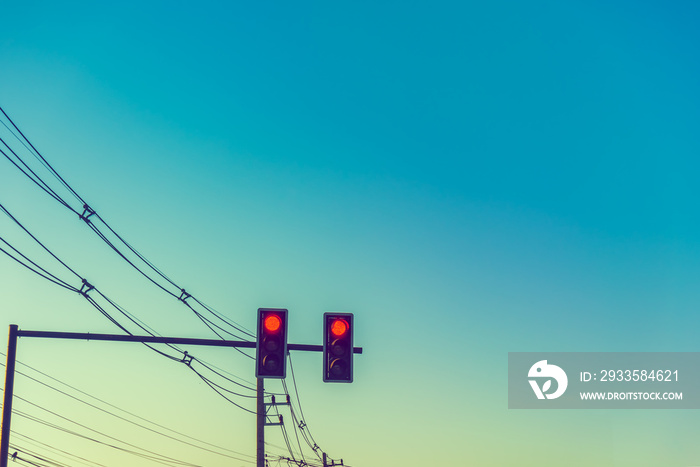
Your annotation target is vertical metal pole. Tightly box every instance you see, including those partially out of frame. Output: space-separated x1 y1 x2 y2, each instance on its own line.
323 452 327 467
1 325 18 467
257 377 264 467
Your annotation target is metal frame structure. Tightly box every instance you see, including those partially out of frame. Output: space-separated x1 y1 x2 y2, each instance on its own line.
1 324 362 467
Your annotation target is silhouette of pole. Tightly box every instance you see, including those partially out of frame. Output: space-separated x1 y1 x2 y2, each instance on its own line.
1 325 18 467
257 378 265 467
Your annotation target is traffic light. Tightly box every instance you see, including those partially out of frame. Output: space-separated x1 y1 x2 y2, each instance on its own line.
256 308 288 378
323 312 353 382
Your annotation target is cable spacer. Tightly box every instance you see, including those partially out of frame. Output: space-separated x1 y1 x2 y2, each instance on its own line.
178 288 191 303
181 351 193 366
78 278 94 297
79 204 96 224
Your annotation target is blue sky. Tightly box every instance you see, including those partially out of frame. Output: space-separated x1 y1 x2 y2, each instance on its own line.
2 1 700 466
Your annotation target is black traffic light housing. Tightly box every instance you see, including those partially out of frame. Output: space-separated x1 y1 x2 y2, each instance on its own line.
323 312 354 383
256 308 288 378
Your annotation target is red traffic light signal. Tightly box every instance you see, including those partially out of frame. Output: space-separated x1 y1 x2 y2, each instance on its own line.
323 312 353 383
256 308 288 378
330 318 349 337
264 314 282 332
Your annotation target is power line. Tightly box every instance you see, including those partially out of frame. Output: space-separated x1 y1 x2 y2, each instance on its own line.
186 363 257 415
0 201 261 411
275 403 297 463
287 354 321 452
190 356 257 393
0 239 77 293
278 396 305 464
0 104 254 341
12 367 256 462
4 355 257 462
12 407 203 467
9 444 71 467
13 410 193 466
281 381 316 462
277 355 351 467
0 105 302 419
0 200 177 349
0 105 350 466
12 432 108 467
0 142 77 213
0 107 85 206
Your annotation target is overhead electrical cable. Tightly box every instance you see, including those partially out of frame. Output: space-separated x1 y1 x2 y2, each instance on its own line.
183 365 256 399
14 367 258 461
0 143 77 213
8 444 69 467
281 380 317 461
275 402 297 463
185 363 256 414
0 104 254 341
282 396 306 463
12 403 203 467
0 201 83 280
12 432 108 467
190 356 258 392
2 355 257 461
0 105 334 461
13 410 201 466
7 453 46 467
0 117 46 166
0 239 78 292
0 202 260 409
287 355 322 452
0 107 86 206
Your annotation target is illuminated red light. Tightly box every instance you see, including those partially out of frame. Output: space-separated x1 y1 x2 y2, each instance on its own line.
330 319 349 337
264 315 282 332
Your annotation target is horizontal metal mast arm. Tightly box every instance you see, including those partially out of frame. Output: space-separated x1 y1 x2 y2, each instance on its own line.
16 329 363 354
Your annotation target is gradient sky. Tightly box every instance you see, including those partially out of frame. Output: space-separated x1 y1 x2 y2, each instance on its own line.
1 1 700 466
